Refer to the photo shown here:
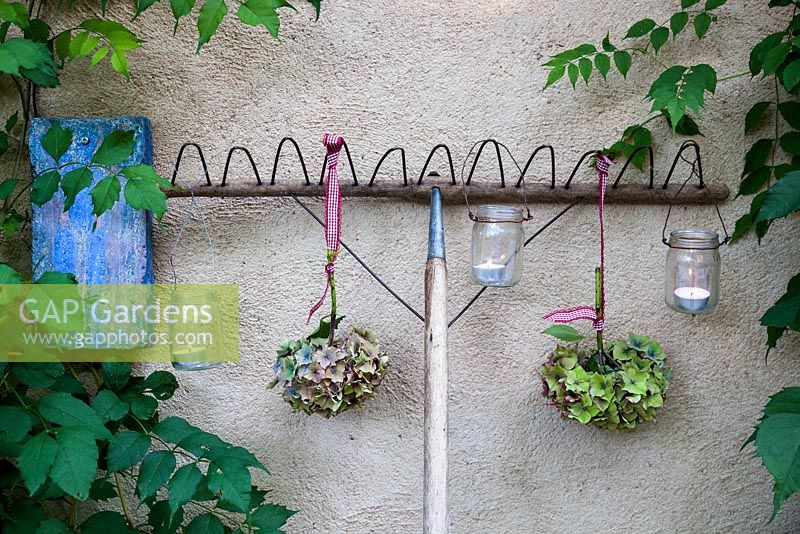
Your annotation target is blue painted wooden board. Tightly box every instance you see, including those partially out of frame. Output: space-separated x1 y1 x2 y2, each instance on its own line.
29 117 154 283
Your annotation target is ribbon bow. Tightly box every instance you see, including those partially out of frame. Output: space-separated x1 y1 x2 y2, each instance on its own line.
543 154 612 332
307 134 345 324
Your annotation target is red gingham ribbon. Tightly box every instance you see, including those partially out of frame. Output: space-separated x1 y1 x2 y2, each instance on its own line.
307 134 344 323
544 155 612 332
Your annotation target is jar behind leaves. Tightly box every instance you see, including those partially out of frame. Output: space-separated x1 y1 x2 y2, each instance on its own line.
471 205 524 287
664 229 721 315
171 286 221 371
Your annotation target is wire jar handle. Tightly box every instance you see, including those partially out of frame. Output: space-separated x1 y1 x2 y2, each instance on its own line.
661 141 730 247
169 154 218 285
459 139 534 222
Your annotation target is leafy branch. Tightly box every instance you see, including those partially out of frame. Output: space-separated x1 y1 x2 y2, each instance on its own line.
542 0 727 168
543 0 800 521
1 351 296 533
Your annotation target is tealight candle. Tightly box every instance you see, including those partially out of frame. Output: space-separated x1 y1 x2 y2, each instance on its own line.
473 260 508 286
673 286 711 314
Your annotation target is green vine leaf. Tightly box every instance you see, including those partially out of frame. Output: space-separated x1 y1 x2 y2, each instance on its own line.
543 43 596 67
745 101 772 133
778 101 800 130
186 513 224 534
120 164 171 188
743 138 774 175
17 432 58 494
124 178 168 219
737 167 771 197
730 190 767 242
779 131 800 155
91 389 129 422
134 0 161 18
761 293 800 330
763 42 791 77
148 500 184 533
153 416 201 444
207 458 251 513
30 170 60 206
0 405 29 443
578 57 592 83
567 62 579 88
624 18 656 39
0 1 30 31
247 503 297 532
106 431 152 472
681 0 701 7
0 178 17 200
666 112 702 135
50 426 99 500
35 271 77 284
646 64 716 129
705 0 727 8
783 58 800 91
137 450 177 499
543 65 565 89
693 12 712 39
763 274 800 354
670 11 689 37
750 32 786 76
543 325 585 343
38 392 112 440
128 393 158 419
5 110 17 132
168 463 203 518
237 0 292 38
90 175 121 217
650 26 669 54
41 123 72 163
101 361 132 390
197 0 228 52
60 167 93 211
142 370 180 400
81 511 136 533
77 20 142 79
170 0 196 33
0 37 59 86
754 170 800 223
594 53 610 79
747 388 800 521
613 50 631 78
10 362 63 387
601 33 615 52
92 130 135 166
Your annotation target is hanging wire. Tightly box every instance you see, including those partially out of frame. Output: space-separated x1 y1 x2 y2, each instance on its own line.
459 139 534 221
168 153 218 285
661 140 730 247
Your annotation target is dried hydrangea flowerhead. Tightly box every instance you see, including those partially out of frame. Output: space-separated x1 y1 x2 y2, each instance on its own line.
268 320 389 418
539 333 671 430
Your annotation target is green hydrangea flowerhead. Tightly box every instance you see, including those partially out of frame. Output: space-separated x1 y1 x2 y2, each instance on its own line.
268 318 389 418
539 333 671 430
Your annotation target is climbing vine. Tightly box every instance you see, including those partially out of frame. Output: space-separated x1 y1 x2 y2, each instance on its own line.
543 0 800 520
0 0 322 530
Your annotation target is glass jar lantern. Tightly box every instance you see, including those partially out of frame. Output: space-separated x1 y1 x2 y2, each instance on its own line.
471 205 524 287
664 229 721 315
170 286 221 372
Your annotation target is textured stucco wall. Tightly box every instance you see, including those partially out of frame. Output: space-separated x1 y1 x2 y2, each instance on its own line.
11 0 800 532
